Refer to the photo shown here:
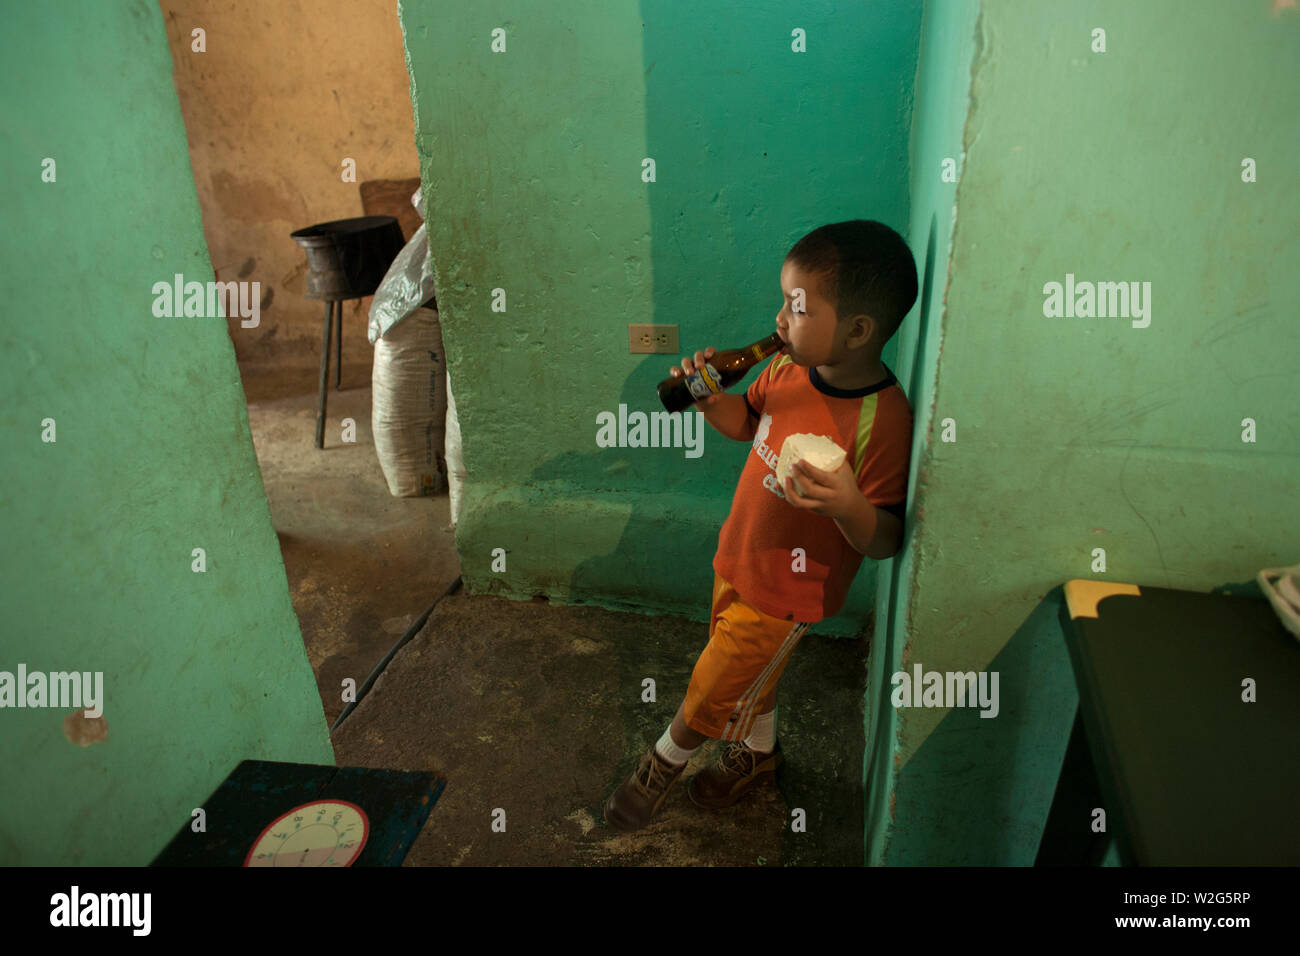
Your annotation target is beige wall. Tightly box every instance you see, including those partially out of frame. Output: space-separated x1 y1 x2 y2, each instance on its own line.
160 0 420 365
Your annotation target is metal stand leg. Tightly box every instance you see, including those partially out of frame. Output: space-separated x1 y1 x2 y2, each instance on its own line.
315 300 334 449
334 299 343 390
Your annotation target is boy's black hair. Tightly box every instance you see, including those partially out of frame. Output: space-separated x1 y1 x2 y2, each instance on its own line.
785 220 918 349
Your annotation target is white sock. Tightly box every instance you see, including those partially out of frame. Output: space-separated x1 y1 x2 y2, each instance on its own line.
744 708 777 753
654 726 698 766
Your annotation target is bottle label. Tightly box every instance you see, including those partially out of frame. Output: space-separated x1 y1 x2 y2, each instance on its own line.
685 363 722 400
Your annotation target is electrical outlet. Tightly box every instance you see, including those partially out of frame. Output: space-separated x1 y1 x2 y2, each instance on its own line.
628 323 679 354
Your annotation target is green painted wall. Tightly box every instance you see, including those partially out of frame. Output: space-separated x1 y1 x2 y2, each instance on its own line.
398 0 920 637
0 0 334 864
869 0 1300 864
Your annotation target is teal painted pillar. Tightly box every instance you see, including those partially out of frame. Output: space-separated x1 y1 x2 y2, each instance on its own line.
0 1 334 865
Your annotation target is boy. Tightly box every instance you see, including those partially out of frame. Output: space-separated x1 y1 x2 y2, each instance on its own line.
604 220 917 833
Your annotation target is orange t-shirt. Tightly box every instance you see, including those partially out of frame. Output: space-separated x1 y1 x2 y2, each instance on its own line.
712 354 913 622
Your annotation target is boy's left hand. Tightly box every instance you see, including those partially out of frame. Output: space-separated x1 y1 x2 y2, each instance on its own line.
784 459 861 520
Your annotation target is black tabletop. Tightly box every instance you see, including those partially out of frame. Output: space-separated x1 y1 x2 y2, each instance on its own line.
1062 580 1300 865
150 760 445 867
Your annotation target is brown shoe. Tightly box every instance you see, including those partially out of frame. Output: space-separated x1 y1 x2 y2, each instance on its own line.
603 747 688 833
687 740 783 809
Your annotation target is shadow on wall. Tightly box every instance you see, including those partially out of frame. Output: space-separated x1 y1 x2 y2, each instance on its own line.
883 209 939 641
882 587 1079 865
864 210 936 859
539 373 882 641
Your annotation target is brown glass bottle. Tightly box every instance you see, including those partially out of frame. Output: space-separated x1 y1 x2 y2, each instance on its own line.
657 332 784 413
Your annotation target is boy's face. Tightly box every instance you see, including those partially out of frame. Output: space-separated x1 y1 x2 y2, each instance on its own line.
776 260 868 367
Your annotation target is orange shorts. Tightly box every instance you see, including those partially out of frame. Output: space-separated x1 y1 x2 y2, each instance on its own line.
683 573 812 740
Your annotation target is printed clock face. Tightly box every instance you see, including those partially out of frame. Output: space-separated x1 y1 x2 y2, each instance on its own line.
244 800 369 867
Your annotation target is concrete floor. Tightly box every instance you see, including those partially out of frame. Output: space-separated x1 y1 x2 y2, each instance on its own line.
238 353 868 866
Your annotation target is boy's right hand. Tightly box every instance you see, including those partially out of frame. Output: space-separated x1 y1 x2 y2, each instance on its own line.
670 347 722 405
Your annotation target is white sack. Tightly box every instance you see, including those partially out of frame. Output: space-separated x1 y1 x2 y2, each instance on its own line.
372 306 446 497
